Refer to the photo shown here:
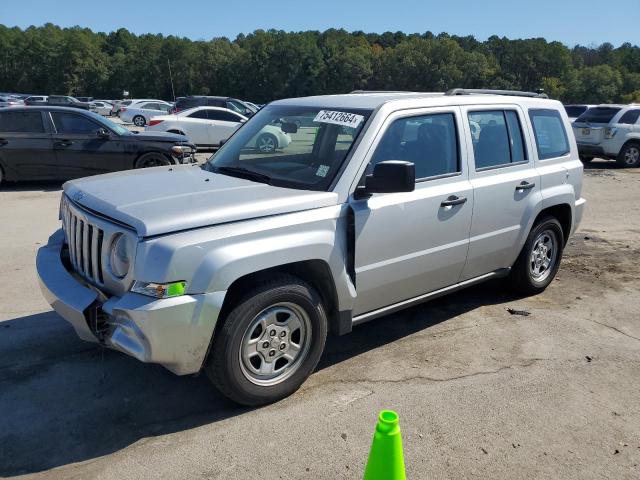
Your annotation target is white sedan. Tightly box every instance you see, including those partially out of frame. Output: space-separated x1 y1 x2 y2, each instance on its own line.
89 101 114 116
146 106 291 151
120 100 172 126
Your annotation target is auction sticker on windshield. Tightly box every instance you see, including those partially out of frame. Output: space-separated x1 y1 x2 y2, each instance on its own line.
314 110 364 128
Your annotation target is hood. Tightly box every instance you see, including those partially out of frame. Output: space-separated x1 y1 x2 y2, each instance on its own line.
63 165 339 237
128 131 189 143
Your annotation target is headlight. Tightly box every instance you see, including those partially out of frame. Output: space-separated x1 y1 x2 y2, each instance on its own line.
171 145 193 155
109 234 130 278
131 281 186 298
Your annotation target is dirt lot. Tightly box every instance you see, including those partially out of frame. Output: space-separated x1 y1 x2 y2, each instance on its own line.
1 160 639 479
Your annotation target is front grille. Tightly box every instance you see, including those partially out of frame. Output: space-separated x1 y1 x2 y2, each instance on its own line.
63 205 105 284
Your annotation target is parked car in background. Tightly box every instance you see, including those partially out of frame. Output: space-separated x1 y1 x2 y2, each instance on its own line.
564 104 595 122
89 101 114 116
75 97 94 103
171 96 258 117
0 96 23 108
572 104 640 167
36 89 584 406
26 95 92 110
146 106 291 151
119 100 172 126
0 106 196 184
24 95 48 105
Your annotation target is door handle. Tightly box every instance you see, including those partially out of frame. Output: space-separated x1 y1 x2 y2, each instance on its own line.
0 139 8 146
441 195 467 207
516 181 536 191
55 140 73 147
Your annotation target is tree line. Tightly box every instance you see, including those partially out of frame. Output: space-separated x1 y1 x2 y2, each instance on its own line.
1 23 639 104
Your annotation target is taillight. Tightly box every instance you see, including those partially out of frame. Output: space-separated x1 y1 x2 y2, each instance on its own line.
148 119 163 126
120 107 127 112
604 127 617 139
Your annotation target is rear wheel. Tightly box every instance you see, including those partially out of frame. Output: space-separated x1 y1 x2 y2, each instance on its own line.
133 115 146 127
617 143 640 168
256 133 277 153
206 274 328 406
134 152 172 168
509 215 564 295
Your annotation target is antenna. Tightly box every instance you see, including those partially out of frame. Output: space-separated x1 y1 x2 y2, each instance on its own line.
167 58 176 103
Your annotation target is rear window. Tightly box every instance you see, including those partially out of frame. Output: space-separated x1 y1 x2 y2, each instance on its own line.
0 111 44 133
575 107 621 124
529 109 570 160
564 106 588 118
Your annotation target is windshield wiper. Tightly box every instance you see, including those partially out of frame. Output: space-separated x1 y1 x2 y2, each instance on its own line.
213 165 272 184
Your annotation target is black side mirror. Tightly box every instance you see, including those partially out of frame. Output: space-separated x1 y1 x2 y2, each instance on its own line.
280 122 298 134
97 127 110 138
357 160 415 198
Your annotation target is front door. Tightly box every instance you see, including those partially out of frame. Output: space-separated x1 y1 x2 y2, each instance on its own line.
460 106 541 280
349 107 473 316
49 111 129 178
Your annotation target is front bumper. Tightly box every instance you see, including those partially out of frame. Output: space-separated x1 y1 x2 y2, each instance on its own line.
36 229 226 375
576 143 607 158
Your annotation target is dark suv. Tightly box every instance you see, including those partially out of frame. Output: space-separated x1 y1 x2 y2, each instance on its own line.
0 107 196 185
25 95 92 110
172 96 257 117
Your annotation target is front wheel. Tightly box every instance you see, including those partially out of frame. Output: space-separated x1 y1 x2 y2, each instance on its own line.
134 152 172 168
509 216 564 295
206 274 328 406
256 133 277 153
132 115 146 127
617 143 640 168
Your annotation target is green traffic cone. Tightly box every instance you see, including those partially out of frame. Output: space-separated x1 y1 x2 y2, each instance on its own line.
363 410 406 480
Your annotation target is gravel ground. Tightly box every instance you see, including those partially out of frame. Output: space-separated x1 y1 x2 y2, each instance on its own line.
1 160 639 479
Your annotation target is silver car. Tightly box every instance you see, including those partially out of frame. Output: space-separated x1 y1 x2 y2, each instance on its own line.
37 89 586 405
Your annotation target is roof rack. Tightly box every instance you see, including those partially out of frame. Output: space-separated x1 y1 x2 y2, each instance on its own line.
349 90 418 94
445 88 549 99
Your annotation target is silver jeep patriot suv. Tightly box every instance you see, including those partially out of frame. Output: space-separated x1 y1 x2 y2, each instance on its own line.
37 89 586 405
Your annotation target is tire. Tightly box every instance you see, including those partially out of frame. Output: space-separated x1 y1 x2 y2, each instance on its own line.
616 143 640 168
579 155 593 164
509 215 564 295
205 274 328 406
134 152 172 168
256 133 278 153
133 115 146 127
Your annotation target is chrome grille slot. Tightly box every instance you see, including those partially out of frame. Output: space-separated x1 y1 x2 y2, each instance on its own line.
63 203 105 285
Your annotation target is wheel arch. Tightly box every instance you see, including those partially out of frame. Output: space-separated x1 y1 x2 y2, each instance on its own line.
533 203 572 246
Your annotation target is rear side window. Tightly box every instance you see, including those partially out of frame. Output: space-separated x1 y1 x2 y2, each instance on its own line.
51 113 101 134
618 109 640 125
206 98 225 107
370 112 459 180
529 109 570 160
575 107 621 124
468 110 527 169
188 110 209 119
0 111 44 133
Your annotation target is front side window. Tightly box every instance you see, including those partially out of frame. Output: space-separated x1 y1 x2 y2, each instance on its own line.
52 112 102 134
618 109 640 125
468 110 527 169
188 109 209 119
211 110 243 122
205 105 372 191
529 109 570 160
0 111 44 133
369 112 459 179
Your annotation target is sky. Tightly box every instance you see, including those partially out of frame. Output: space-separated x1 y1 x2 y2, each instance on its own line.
2 0 639 47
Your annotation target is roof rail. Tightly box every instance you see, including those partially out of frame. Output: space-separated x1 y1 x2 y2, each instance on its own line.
349 90 416 94
445 88 549 99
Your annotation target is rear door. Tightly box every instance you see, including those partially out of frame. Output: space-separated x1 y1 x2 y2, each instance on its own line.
0 110 57 180
50 111 128 178
460 105 542 280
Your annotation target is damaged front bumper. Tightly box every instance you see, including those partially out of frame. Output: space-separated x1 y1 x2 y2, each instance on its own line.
36 229 225 375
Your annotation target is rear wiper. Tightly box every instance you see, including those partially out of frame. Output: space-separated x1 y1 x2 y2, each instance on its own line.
214 165 272 184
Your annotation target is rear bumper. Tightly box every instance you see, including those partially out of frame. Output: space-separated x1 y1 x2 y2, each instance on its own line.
36 229 226 375
572 198 587 237
576 143 606 157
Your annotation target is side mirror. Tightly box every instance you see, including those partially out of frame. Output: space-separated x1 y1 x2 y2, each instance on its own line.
280 122 298 134
356 160 415 198
97 127 110 138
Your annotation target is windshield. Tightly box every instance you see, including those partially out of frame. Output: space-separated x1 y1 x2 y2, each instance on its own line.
87 111 130 135
204 105 372 191
575 107 621 124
